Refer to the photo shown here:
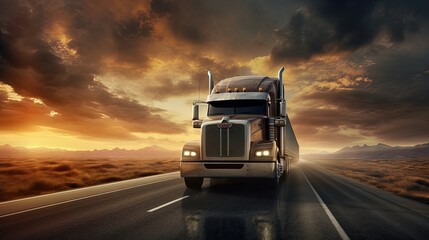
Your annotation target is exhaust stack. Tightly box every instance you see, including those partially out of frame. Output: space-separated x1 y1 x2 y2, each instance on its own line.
208 71 214 95
278 67 285 100
278 67 286 117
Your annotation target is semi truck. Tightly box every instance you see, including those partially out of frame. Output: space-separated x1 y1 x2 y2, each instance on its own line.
180 67 299 189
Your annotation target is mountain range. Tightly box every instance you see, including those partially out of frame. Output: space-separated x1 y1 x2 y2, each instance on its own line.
0 144 180 159
2 142 429 159
305 143 429 159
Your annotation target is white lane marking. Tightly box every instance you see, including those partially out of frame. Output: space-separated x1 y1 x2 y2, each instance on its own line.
0 171 179 205
0 178 176 218
301 168 350 240
147 196 189 213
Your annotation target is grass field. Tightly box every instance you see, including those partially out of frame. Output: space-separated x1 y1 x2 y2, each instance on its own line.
0 157 179 202
306 158 429 204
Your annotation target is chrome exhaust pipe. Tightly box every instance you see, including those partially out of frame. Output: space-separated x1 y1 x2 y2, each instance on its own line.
278 67 286 117
278 67 285 100
208 71 214 95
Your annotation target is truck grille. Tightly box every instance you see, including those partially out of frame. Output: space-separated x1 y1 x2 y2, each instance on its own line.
205 124 245 157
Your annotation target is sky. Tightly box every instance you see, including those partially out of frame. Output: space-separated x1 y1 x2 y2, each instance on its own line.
0 0 428 154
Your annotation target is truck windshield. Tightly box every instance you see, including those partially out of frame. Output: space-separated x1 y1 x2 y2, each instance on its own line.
208 100 267 116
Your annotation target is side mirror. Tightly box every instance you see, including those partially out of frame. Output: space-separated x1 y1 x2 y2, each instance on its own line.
274 118 286 127
192 100 207 127
192 104 199 120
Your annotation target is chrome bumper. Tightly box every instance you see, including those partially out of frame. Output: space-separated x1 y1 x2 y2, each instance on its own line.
180 161 276 178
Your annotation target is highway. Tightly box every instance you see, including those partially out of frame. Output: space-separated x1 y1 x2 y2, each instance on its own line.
1 161 429 240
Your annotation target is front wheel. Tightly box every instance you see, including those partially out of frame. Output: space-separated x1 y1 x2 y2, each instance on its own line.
268 177 280 193
184 177 203 189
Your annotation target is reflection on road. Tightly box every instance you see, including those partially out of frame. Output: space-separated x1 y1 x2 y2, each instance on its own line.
181 178 284 240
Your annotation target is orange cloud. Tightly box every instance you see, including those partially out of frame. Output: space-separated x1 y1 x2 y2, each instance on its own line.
1 0 428 153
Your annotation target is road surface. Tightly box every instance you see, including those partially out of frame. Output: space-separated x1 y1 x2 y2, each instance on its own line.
1 161 428 240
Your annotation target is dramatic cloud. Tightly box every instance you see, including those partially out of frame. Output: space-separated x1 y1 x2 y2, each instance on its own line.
149 0 298 60
142 56 252 100
0 0 428 151
289 40 429 147
271 0 429 63
0 0 185 140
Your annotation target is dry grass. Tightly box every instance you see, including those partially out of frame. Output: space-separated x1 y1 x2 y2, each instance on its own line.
0 157 179 202
307 158 429 204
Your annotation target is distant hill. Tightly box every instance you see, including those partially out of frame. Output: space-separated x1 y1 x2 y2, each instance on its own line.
336 143 392 153
304 143 429 159
0 144 180 159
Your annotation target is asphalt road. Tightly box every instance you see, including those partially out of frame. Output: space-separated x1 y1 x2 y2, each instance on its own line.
1 161 429 240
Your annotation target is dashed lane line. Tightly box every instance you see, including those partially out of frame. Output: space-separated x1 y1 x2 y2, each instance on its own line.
147 196 189 212
0 177 176 218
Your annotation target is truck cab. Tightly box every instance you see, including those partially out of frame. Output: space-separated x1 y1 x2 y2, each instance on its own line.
180 67 299 189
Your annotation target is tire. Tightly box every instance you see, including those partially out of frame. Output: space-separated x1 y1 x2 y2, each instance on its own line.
279 157 286 180
272 176 280 186
184 177 203 189
269 176 280 192
285 157 290 176
272 160 280 189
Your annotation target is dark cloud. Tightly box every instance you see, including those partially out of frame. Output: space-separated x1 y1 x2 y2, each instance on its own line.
296 89 394 125
268 0 429 147
149 0 299 60
119 11 154 38
0 0 185 139
271 0 429 63
143 56 252 100
63 0 154 68
1 0 428 150
292 58 429 145
151 0 207 44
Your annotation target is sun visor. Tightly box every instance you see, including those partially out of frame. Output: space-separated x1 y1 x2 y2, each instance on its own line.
207 92 270 102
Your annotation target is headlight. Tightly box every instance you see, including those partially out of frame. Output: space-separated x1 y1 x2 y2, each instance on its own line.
255 150 270 157
183 150 197 157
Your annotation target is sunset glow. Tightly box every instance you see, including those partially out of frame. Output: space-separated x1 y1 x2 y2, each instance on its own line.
1 0 428 154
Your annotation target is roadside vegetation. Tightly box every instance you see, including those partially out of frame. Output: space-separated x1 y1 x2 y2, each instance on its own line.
3 157 428 204
307 158 429 204
0 157 179 202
